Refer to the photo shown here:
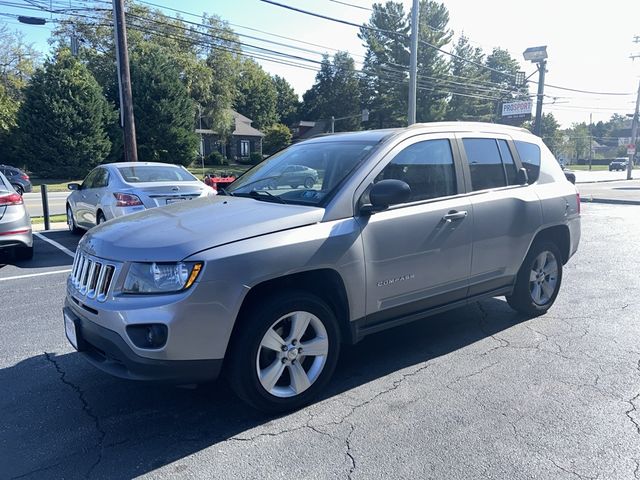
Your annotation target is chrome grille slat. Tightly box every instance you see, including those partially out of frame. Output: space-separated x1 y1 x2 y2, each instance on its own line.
70 251 116 302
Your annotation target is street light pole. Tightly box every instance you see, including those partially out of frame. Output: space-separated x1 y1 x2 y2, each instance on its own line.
533 59 546 137
627 79 640 180
407 0 419 125
112 0 138 162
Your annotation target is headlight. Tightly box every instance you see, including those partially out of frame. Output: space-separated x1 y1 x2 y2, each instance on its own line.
123 262 202 294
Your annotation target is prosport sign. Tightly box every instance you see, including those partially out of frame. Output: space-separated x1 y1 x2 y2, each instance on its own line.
502 101 533 118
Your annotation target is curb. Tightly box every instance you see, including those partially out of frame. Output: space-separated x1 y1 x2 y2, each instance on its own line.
576 178 636 184
580 198 640 206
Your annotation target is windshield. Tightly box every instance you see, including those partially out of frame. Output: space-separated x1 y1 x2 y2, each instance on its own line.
118 165 197 183
227 140 377 206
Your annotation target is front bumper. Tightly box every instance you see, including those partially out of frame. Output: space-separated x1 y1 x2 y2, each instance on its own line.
64 306 223 383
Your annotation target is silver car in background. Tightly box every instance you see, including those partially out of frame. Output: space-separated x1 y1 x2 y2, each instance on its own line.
66 162 215 232
0 171 33 260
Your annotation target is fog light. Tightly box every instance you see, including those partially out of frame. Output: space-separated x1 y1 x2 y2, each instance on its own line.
126 324 168 349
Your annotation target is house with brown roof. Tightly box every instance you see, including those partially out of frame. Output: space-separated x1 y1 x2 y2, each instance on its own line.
196 110 264 161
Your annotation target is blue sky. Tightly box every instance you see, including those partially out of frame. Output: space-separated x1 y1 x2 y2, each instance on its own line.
3 0 640 128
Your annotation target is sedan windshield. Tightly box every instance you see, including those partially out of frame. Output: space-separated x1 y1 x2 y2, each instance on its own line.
227 141 377 206
118 166 197 183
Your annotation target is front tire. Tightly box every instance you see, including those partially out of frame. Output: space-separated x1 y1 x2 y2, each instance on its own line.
228 292 341 413
304 177 315 189
67 205 82 235
12 184 23 196
507 241 563 316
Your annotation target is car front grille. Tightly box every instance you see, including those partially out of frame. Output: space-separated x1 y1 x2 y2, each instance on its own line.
70 251 116 302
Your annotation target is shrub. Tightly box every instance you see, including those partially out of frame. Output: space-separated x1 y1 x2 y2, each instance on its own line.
207 151 225 166
250 152 263 165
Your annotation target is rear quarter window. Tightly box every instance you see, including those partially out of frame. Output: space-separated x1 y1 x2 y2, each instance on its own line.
514 141 541 183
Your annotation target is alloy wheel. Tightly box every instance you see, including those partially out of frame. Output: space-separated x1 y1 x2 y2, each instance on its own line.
256 311 329 398
529 251 558 305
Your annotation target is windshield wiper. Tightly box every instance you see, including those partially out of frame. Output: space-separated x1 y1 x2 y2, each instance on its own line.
217 187 234 196
247 189 287 204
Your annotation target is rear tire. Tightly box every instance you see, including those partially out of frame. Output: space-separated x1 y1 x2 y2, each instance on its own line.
507 241 563 316
227 291 341 414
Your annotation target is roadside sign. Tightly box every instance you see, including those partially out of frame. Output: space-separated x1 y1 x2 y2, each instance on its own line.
501 101 532 125
627 144 636 155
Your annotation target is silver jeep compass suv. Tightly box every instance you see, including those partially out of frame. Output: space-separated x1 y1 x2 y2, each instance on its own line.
64 122 581 412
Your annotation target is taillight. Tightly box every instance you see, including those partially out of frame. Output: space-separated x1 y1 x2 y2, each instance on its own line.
113 192 143 207
20 174 29 180
0 192 23 206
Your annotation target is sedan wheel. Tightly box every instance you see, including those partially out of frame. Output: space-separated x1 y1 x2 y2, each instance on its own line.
228 292 340 413
304 177 315 189
67 206 81 235
13 184 23 196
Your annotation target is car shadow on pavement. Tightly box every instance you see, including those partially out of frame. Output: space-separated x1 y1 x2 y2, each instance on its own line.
2 297 527 479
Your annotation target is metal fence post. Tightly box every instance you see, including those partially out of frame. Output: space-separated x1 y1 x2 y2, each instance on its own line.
40 184 50 231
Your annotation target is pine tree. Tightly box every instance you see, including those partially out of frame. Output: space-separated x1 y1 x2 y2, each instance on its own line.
272 75 299 126
14 50 113 177
301 52 361 132
129 45 199 166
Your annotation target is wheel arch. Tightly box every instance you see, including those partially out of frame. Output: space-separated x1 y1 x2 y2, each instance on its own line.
231 269 353 348
529 224 571 264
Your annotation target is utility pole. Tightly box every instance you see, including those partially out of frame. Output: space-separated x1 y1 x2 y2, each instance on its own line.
112 0 138 162
627 80 639 180
533 59 546 137
407 0 419 125
589 113 593 171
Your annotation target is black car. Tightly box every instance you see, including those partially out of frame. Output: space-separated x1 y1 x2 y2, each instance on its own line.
609 158 628 171
0 165 32 195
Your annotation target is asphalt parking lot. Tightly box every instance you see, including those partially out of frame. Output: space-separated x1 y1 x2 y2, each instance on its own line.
1 203 639 479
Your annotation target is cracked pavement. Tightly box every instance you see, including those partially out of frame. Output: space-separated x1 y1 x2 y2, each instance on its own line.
1 203 639 479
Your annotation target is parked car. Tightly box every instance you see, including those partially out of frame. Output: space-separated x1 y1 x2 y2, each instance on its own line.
66 162 215 233
0 171 33 260
0 165 32 196
268 164 319 189
63 122 580 413
609 158 628 171
561 165 576 184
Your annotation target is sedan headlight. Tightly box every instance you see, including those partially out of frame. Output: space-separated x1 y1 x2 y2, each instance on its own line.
123 262 202 294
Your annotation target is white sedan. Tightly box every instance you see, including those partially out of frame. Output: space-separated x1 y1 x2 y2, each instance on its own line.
66 162 215 233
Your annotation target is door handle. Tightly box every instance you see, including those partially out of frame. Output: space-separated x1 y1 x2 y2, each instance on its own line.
443 210 468 222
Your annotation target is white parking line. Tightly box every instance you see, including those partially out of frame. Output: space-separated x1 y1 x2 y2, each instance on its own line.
33 232 76 258
0 269 71 282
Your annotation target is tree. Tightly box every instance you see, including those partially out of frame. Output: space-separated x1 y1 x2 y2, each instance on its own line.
446 35 493 121
485 48 528 123
129 46 199 166
359 2 410 128
300 52 361 131
273 75 299 126
263 123 292 155
234 59 278 129
524 113 562 158
414 0 452 122
13 50 113 177
0 25 40 102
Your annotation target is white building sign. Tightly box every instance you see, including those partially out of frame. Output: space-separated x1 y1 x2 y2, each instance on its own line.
502 101 533 118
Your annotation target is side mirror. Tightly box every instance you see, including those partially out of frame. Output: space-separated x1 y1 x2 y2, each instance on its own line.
361 179 411 215
68 183 80 191
516 167 529 185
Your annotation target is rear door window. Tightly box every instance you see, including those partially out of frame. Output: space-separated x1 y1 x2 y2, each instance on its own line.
497 140 518 185
514 141 541 183
463 138 507 191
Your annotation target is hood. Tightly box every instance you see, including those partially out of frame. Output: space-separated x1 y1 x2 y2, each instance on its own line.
79 196 324 262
